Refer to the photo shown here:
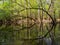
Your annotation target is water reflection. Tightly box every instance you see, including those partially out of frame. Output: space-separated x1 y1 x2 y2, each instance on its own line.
0 18 60 45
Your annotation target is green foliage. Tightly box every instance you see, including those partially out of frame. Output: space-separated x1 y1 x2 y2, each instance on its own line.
0 0 60 45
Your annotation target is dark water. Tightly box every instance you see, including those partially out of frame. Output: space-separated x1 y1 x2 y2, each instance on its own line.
0 23 60 45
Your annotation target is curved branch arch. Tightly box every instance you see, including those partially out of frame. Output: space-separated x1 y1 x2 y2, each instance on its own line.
20 8 55 24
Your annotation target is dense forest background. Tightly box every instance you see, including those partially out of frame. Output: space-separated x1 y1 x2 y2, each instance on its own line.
0 0 60 45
